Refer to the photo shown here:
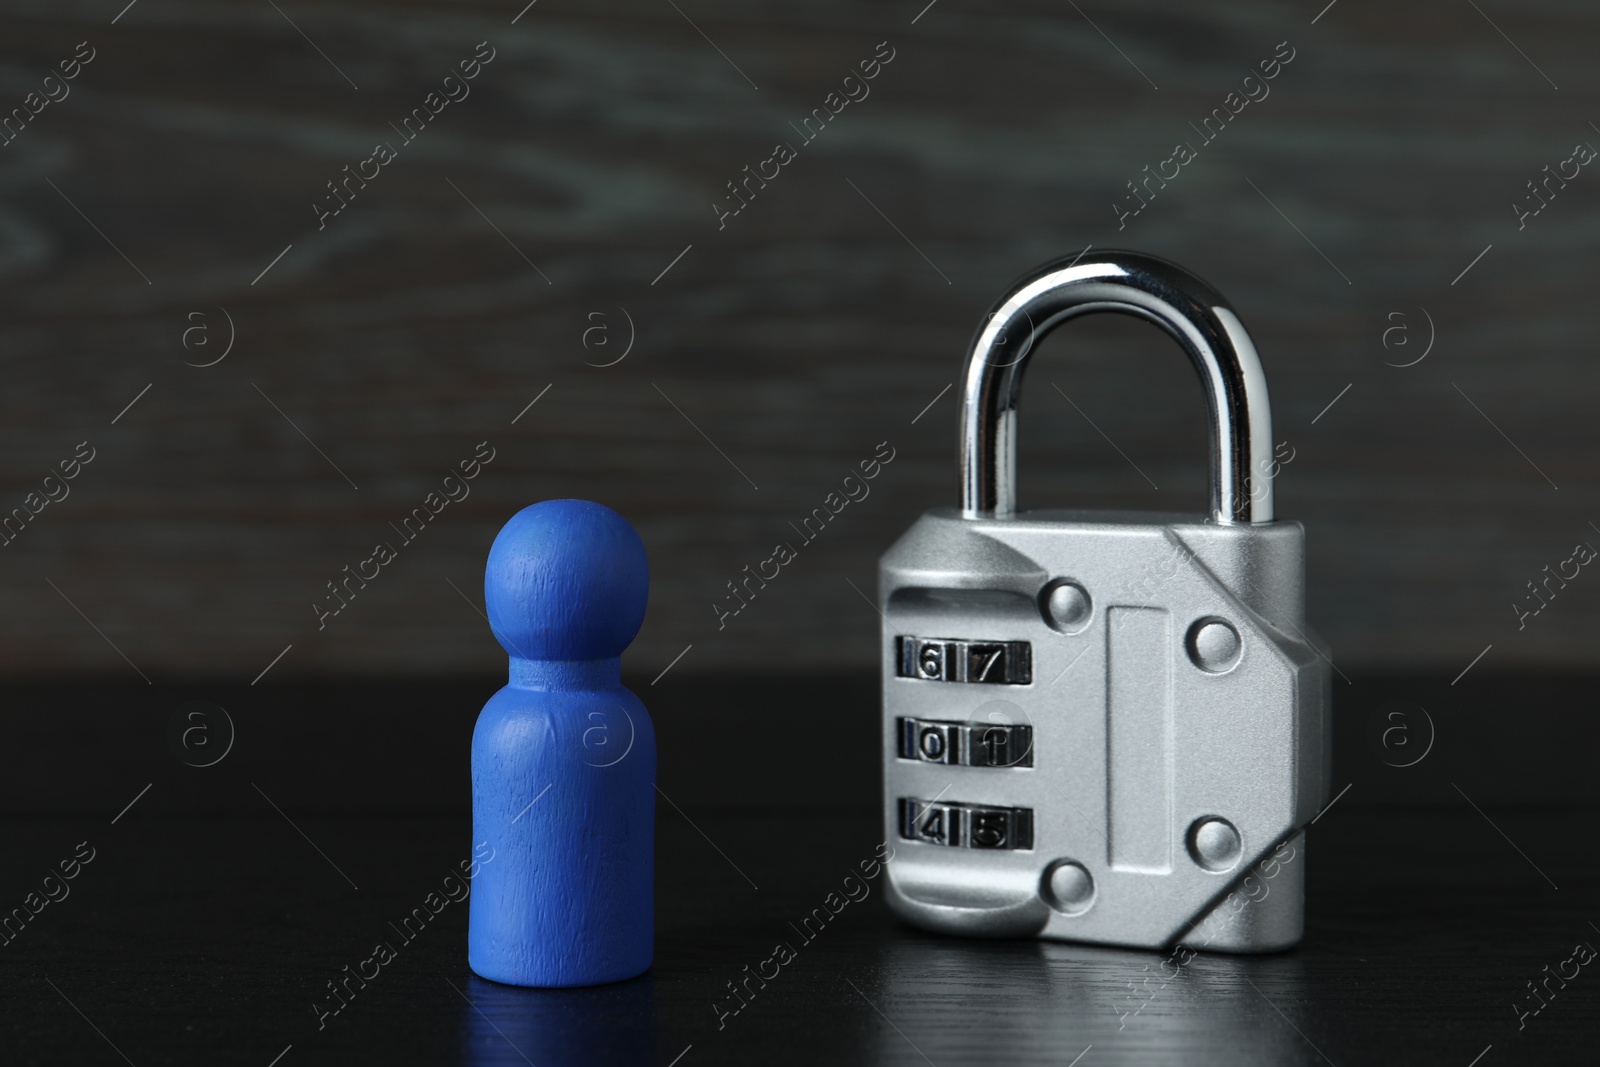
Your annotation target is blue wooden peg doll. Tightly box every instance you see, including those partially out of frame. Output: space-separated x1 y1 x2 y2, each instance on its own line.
468 499 655 987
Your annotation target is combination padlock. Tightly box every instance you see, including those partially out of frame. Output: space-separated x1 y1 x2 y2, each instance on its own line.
879 251 1331 952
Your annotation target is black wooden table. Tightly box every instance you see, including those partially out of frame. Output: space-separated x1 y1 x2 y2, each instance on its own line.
2 807 1594 1065
2 675 1595 1065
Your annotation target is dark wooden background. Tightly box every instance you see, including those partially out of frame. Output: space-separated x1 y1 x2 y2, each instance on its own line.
1 0 1597 681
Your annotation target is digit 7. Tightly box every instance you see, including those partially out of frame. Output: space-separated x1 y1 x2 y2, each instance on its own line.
969 645 1005 682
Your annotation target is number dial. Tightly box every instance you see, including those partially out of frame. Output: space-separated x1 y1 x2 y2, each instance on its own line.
897 636 1032 685
899 798 1035 850
898 717 1033 768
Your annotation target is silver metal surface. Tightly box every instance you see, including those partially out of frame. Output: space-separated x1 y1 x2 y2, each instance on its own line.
959 250 1274 525
1044 862 1095 913
1044 582 1092 629
1189 817 1243 871
1188 619 1243 673
880 252 1330 954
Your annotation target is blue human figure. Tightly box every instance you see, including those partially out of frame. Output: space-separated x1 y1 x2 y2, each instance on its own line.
468 499 655 986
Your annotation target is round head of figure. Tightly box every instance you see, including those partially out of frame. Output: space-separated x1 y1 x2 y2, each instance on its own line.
485 499 649 661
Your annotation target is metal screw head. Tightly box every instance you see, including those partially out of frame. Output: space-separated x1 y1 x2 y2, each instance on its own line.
1043 581 1091 632
1187 619 1242 673
1043 861 1095 914
1188 817 1242 872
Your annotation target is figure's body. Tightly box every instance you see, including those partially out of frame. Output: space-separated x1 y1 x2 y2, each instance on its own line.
468 499 655 987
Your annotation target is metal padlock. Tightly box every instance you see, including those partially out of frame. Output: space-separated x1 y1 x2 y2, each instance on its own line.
879 251 1331 952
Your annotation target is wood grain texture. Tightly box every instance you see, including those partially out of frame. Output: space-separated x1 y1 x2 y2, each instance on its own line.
0 1 1598 677
1 675 1592 1059
2 807 1593 1065
469 500 655 987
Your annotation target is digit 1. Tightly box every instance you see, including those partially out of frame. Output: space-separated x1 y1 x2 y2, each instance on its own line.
981 726 1007 766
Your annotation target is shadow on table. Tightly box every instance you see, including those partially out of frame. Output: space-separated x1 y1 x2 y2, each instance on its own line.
457 972 655 1067
850 937 1317 1066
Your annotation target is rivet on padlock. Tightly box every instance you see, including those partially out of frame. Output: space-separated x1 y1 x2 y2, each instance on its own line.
1042 580 1092 632
878 250 1331 952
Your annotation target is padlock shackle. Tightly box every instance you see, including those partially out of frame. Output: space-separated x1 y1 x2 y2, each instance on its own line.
959 250 1275 525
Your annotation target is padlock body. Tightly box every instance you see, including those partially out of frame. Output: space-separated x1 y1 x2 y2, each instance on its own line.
879 508 1331 952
